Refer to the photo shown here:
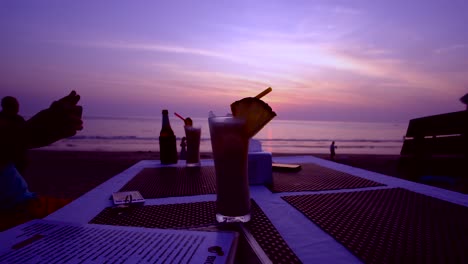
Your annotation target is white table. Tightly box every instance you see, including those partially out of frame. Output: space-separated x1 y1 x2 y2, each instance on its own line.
45 156 468 263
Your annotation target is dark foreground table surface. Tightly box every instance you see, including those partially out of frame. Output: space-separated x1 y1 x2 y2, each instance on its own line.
43 156 468 263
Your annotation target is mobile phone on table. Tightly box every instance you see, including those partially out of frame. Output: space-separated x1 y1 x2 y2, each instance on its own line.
272 163 302 172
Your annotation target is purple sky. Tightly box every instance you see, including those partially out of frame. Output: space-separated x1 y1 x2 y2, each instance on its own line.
1 1 467 122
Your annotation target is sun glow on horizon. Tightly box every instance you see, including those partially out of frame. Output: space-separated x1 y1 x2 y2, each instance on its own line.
1 1 467 122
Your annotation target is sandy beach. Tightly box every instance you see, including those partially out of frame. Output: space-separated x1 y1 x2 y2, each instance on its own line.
22 150 467 202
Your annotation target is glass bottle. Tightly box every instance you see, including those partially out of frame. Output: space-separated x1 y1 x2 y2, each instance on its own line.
159 109 178 164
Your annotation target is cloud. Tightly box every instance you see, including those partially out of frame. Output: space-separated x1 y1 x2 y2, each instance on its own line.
326 45 457 92
75 41 243 64
61 34 466 115
332 6 363 15
81 39 380 82
214 24 322 42
434 44 467 54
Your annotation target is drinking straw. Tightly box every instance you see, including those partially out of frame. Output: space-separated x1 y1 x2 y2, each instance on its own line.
175 112 193 126
174 112 185 121
255 87 272 99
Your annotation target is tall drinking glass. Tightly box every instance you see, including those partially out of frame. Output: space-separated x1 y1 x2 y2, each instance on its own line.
184 126 201 166
208 116 251 223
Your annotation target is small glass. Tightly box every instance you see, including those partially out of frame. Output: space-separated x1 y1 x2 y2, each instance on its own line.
184 126 201 167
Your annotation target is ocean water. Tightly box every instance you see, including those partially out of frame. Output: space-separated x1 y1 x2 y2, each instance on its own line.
42 116 408 154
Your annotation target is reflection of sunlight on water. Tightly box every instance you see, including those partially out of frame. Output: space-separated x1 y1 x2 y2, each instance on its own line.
264 126 273 153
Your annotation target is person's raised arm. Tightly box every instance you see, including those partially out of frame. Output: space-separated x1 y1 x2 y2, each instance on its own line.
24 91 83 149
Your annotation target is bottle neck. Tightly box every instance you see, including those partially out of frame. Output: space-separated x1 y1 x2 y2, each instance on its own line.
161 113 174 135
162 113 171 127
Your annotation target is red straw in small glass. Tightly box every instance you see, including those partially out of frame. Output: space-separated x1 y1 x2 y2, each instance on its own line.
174 112 185 121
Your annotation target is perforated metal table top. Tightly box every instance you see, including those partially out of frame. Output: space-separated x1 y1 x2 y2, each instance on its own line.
283 188 468 264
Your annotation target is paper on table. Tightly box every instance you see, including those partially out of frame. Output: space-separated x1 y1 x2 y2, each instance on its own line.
112 190 145 205
0 220 238 264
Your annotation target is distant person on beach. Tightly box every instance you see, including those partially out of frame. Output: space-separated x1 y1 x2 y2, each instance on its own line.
0 96 27 174
0 91 83 231
330 141 337 160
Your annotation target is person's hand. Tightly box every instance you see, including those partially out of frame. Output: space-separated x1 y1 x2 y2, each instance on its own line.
49 90 83 134
25 91 83 148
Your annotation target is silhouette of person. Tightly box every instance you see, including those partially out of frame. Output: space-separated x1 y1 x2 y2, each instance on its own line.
1 96 22 119
461 93 468 110
330 141 337 161
0 96 27 174
180 137 187 160
0 91 83 231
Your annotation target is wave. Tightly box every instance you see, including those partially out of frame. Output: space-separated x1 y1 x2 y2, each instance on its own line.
69 135 402 143
258 138 403 143
265 144 401 149
71 135 150 140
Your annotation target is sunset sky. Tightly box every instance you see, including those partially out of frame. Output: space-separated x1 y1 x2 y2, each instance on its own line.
1 1 467 122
